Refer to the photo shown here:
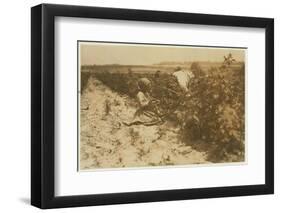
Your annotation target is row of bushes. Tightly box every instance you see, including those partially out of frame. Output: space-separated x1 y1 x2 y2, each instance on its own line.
183 64 245 162
81 61 245 163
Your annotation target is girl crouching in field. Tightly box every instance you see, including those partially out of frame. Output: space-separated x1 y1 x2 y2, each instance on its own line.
123 78 163 126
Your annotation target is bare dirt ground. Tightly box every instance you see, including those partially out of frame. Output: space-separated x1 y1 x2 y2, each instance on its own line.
79 77 209 170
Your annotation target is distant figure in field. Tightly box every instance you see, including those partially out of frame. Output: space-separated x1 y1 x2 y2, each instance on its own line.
172 67 194 92
123 78 162 126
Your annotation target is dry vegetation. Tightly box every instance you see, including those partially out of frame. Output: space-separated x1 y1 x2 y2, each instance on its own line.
80 59 245 170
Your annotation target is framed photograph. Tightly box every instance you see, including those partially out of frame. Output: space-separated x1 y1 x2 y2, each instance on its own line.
31 4 274 209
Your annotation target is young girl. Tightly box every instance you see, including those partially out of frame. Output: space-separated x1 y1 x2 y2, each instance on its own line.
124 78 163 126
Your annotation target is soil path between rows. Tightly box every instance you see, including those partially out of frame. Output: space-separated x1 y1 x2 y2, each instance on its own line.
80 77 209 170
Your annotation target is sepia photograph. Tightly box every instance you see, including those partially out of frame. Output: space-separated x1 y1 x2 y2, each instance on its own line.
78 41 246 171
30 4 274 208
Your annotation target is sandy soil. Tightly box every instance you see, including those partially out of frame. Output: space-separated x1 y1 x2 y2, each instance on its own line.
79 77 209 170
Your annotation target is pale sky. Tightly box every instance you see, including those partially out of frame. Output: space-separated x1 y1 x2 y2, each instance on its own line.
80 42 245 65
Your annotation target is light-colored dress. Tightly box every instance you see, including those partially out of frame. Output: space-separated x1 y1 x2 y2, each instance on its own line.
172 69 194 92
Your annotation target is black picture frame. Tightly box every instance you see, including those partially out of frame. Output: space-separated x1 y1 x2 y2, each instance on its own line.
31 3 274 209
